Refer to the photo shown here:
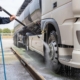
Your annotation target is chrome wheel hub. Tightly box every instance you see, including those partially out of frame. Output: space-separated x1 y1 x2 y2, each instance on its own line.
49 41 57 61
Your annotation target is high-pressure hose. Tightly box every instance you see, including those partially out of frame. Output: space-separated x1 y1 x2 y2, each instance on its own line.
0 34 7 80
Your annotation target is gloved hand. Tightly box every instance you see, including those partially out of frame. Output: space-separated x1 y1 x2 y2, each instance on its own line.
0 6 3 11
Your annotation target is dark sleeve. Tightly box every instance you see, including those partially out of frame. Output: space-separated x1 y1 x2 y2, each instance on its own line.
0 17 11 24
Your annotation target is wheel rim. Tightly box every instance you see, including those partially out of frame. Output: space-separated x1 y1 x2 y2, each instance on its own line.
49 41 58 64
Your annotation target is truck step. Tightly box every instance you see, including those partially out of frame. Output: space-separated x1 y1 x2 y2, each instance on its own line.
59 55 72 62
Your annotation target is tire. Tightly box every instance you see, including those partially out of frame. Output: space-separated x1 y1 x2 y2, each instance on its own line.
16 34 21 48
17 42 21 48
14 34 17 46
25 37 29 51
45 31 61 73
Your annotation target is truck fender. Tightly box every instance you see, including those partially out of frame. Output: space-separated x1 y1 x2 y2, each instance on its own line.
41 18 61 44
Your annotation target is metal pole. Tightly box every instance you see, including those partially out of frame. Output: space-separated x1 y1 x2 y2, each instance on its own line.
0 34 7 80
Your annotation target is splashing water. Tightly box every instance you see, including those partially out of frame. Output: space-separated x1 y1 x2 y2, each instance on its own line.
40 39 52 68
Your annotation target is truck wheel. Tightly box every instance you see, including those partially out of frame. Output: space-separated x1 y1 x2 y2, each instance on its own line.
45 31 61 73
17 40 21 48
16 34 21 48
17 42 21 48
14 34 17 46
26 37 29 51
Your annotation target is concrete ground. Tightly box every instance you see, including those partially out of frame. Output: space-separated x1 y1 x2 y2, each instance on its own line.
0 38 33 80
1 38 13 50
0 38 80 80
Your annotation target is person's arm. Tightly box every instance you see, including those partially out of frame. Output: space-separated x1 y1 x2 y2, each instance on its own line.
0 17 10 24
0 15 16 24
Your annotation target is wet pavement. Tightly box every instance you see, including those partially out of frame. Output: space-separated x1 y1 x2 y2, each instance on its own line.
0 62 33 80
13 46 80 80
14 47 80 80
0 39 33 80
1 38 80 80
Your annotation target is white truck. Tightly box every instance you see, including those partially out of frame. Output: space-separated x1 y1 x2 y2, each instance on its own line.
13 0 80 73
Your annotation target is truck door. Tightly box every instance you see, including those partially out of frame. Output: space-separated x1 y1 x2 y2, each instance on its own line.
29 35 43 55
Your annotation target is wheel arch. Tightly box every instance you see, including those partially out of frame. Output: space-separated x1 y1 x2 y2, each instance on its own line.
41 18 61 44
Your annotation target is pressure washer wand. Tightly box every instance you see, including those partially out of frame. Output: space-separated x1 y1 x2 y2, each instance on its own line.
0 6 40 38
